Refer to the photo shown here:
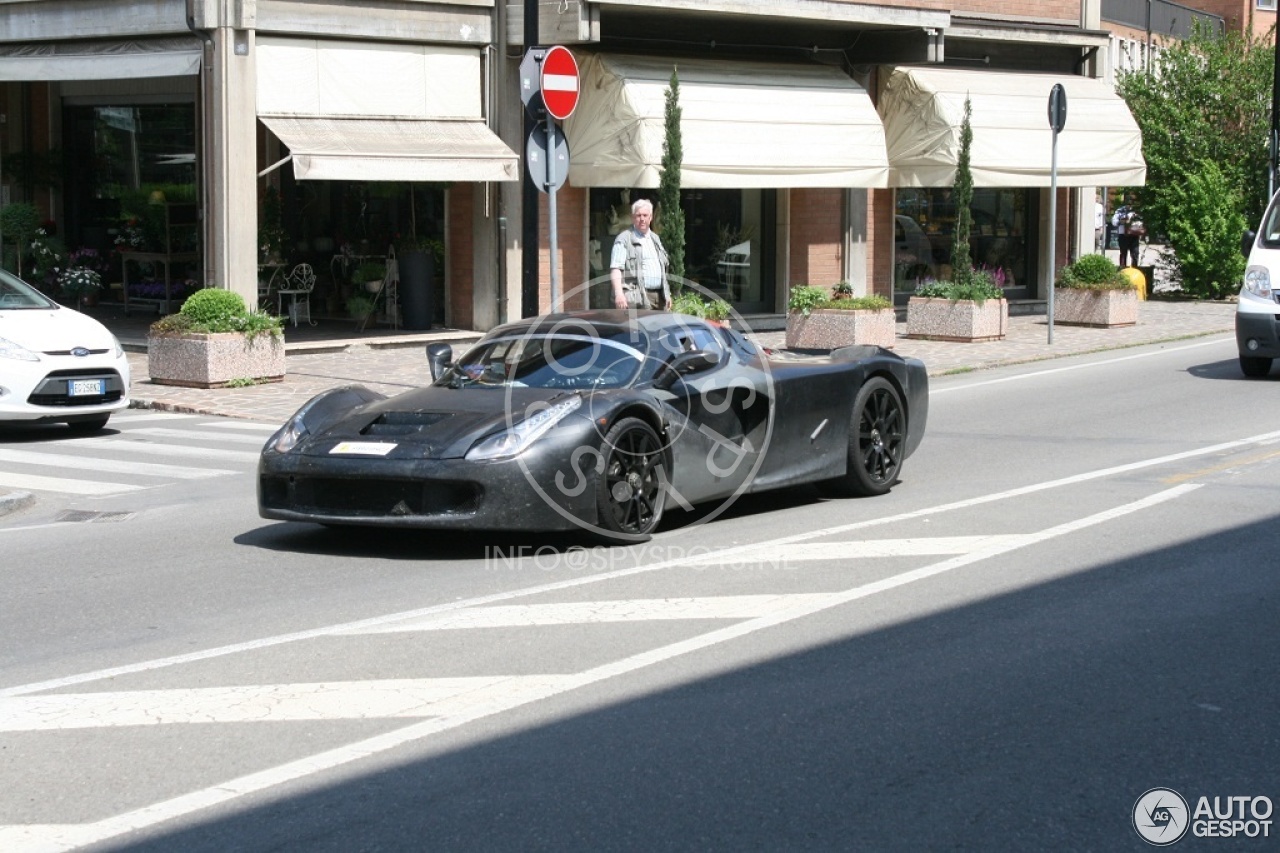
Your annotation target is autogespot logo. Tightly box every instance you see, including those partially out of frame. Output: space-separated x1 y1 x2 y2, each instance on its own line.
1133 788 1190 846
501 274 775 542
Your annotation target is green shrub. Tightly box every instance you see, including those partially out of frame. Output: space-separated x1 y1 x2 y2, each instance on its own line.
704 298 732 321
832 280 854 298
916 269 1004 305
670 291 707 318
152 287 282 338
787 285 829 316
1057 254 1132 290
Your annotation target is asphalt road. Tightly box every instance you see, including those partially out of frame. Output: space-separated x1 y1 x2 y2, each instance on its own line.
1 332 1277 851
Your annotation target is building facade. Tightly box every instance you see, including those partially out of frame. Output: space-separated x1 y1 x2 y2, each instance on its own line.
0 0 1148 330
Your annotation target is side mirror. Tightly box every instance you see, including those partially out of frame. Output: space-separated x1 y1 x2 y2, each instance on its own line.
426 343 452 382
654 349 719 391
1242 230 1257 260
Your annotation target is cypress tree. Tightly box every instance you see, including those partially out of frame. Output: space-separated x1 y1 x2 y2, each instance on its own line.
950 96 974 281
659 68 686 281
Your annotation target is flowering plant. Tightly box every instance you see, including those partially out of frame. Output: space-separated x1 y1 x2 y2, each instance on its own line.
59 266 103 298
28 228 65 289
114 218 147 251
67 246 109 273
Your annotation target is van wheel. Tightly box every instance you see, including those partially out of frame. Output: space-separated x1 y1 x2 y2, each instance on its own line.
1240 355 1272 378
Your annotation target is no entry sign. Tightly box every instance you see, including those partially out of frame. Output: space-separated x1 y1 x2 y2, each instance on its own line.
539 46 580 121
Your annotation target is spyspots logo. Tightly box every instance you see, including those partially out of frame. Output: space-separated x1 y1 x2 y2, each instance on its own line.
1133 788 1190 846
501 274 775 542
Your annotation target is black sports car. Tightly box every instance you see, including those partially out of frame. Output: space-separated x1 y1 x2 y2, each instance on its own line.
258 310 928 541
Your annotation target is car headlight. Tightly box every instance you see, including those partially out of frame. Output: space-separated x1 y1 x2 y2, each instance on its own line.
270 411 309 453
111 334 125 359
466 395 583 461
1243 265 1272 298
0 335 40 362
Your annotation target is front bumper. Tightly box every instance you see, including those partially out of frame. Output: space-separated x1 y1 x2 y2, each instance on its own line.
258 432 603 532
1235 303 1280 359
0 354 130 422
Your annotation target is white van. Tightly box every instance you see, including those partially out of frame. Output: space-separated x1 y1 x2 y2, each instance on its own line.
1237 193 1280 377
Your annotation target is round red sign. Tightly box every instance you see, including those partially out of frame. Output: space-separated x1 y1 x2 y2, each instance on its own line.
539 46 580 121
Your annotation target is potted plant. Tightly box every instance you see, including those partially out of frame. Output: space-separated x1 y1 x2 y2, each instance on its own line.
147 288 285 388
58 265 103 309
785 285 896 350
346 293 377 330
1054 253 1139 327
905 274 1007 342
355 260 386 293
670 290 707 318
397 234 442 331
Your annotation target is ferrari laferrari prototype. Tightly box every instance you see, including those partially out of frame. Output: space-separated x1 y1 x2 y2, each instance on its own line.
258 310 928 541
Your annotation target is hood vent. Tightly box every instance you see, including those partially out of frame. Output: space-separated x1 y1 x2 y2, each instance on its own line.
362 411 452 437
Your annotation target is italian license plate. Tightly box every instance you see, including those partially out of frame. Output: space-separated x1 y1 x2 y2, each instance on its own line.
68 379 104 397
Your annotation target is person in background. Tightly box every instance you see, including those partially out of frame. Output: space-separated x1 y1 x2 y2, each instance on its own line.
610 199 671 310
1095 195 1106 253
1111 193 1142 268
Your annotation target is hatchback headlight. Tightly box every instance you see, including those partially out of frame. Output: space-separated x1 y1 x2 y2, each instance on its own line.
466 396 583 461
0 336 40 362
1243 265 1272 298
270 412 309 453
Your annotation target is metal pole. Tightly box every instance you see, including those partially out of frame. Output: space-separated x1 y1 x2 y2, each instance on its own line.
521 0 539 317
1048 128 1059 345
546 112 559 311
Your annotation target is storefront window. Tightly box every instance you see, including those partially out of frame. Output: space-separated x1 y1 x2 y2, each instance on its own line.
589 188 774 311
894 187 1034 301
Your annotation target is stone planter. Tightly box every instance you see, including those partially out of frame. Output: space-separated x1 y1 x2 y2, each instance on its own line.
785 308 897 350
1053 287 1138 327
148 331 286 388
906 297 1008 342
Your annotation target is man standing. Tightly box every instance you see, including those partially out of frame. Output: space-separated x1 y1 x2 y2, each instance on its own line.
1094 196 1106 253
1111 193 1141 268
610 198 671 310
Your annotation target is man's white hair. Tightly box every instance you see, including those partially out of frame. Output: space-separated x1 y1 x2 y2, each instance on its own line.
631 198 654 215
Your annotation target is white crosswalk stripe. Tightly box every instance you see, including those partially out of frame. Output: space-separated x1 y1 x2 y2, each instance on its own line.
0 417 263 499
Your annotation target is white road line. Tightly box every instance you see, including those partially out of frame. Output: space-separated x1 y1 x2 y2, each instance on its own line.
111 412 200 423
933 337 1229 393
0 485 1198 852
67 437 259 462
121 427 269 445
0 472 143 496
0 677 543 730
195 421 279 432
689 535 1029 564
339 594 833 634
5 429 1267 699
0 448 232 479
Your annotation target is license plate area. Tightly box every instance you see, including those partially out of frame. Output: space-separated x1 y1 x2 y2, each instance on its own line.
68 379 105 397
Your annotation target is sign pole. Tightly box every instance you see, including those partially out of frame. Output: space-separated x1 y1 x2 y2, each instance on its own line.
546 108 559 311
1047 83 1067 346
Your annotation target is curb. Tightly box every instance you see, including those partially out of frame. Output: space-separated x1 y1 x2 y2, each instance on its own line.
0 491 35 518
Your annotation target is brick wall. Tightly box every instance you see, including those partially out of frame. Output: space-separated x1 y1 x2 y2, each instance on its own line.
869 189 896 299
789 188 844 288
537 185 589 311
447 184 474 330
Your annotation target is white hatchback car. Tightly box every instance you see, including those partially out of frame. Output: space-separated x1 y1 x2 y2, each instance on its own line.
0 269 130 431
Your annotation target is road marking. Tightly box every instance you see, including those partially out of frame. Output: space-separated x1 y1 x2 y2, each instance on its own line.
112 412 200 423
0 472 143 496
67 437 259 462
689 535 1029 564
121 427 269 445
0 448 232 479
340 594 834 634
0 485 1198 852
932 337 1229 394
1161 447 1280 485
196 421 279 432
9 422 1270 695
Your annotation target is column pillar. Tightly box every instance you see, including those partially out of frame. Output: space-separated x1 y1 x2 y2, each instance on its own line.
206 20 258 309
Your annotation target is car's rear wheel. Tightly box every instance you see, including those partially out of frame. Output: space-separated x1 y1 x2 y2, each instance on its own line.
1240 355 1272 378
820 376 904 498
595 417 666 538
66 415 110 434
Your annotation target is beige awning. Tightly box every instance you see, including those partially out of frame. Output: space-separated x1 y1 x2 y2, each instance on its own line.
259 116 518 182
564 53 888 188
0 38 201 81
878 66 1146 188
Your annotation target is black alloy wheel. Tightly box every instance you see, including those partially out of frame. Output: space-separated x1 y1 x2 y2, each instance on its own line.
596 417 666 537
820 376 904 498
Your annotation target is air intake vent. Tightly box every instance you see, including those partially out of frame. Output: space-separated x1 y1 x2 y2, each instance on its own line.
362 411 452 437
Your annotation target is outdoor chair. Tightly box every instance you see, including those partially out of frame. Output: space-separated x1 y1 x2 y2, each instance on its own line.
277 263 317 327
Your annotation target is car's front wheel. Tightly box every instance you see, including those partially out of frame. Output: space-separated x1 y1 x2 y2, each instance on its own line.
1240 355 1272 378
595 417 666 538
820 376 905 498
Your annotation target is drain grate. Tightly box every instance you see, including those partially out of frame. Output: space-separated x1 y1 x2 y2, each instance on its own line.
55 510 136 524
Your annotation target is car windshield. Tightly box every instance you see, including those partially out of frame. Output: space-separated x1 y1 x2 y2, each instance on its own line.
442 332 646 390
0 269 56 310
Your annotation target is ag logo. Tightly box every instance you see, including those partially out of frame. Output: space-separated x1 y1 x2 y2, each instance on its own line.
1133 788 1190 846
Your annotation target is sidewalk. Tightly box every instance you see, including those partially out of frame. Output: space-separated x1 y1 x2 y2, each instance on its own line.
116 298 1234 425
